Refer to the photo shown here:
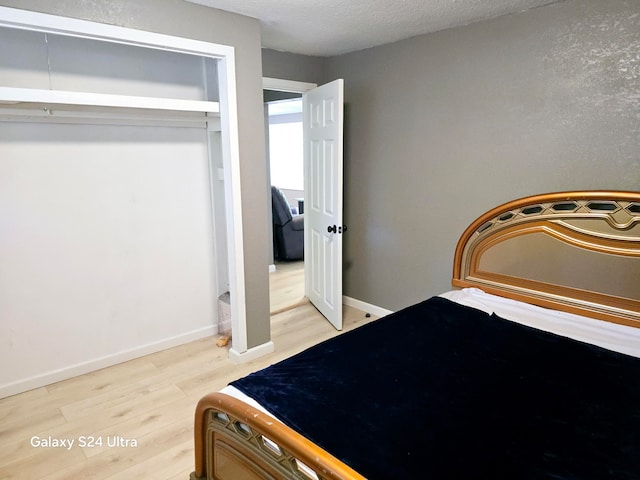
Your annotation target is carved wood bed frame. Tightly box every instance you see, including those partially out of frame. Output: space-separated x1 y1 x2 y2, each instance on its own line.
452 190 640 328
190 191 640 480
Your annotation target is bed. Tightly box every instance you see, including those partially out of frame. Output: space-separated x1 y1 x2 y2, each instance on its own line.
190 191 640 480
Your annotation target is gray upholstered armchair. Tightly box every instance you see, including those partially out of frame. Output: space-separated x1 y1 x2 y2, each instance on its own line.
271 186 304 260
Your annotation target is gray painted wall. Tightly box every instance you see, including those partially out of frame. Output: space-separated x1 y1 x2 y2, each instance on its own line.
326 0 640 311
262 49 327 85
263 0 640 313
0 0 271 348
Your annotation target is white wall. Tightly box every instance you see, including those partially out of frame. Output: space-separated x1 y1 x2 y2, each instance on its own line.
0 123 215 392
0 122 217 397
0 23 225 397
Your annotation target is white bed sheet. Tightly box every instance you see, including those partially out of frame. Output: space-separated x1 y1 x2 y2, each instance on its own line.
222 287 640 419
439 288 640 358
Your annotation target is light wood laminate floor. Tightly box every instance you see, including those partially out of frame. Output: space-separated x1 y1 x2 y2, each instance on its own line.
269 260 306 314
0 292 377 479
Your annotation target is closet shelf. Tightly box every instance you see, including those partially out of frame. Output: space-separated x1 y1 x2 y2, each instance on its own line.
0 87 220 114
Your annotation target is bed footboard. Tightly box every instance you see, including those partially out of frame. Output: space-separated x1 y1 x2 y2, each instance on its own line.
191 392 364 480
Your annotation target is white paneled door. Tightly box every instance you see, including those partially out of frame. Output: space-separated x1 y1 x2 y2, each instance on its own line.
303 79 344 330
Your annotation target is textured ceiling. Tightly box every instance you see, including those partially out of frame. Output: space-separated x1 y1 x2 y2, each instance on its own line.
185 0 562 56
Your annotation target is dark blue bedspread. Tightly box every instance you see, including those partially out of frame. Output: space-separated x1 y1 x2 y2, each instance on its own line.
231 297 640 479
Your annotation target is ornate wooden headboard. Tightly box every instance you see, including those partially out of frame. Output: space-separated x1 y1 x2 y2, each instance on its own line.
453 191 640 328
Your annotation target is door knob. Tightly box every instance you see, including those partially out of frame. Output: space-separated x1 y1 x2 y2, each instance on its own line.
328 225 348 234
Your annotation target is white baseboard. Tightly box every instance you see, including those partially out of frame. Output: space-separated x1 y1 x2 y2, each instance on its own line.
1 295 390 399
268 264 276 273
227 297 389 366
0 325 217 399
229 341 275 364
342 295 394 317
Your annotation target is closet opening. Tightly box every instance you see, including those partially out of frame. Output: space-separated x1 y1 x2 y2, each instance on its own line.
0 6 245 398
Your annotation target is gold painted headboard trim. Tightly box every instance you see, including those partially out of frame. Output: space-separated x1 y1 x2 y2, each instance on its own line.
452 191 640 328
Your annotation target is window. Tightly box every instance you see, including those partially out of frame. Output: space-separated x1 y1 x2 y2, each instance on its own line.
268 98 303 191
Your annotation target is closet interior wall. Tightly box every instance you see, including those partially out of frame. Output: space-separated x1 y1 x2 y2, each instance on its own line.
0 24 229 398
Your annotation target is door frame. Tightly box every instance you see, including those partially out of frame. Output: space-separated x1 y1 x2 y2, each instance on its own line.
263 77 317 95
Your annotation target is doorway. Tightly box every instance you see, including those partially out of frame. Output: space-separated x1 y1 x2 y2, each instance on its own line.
263 77 345 330
263 78 316 316
265 93 306 314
